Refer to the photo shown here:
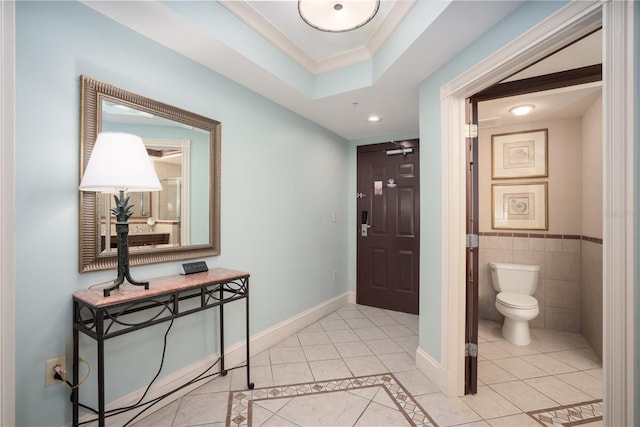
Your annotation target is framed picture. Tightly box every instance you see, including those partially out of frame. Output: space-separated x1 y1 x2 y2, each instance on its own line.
492 182 548 230
492 129 548 179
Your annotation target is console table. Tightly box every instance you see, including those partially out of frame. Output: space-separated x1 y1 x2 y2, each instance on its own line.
72 268 253 427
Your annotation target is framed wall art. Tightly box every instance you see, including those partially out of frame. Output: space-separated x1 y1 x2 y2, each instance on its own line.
492 129 548 179
492 182 548 230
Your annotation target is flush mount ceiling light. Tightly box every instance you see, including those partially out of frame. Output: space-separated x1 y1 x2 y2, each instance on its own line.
509 104 535 116
298 0 380 33
366 115 382 123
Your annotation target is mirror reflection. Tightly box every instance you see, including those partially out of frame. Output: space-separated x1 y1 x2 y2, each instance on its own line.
79 76 221 272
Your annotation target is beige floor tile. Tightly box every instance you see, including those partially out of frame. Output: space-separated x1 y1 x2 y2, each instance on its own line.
254 397 292 414
271 362 313 385
354 327 388 341
231 364 274 390
493 340 540 357
379 324 414 338
414 392 482 426
486 413 541 426
188 371 232 395
462 385 521 419
326 329 361 343
489 381 557 412
370 386 398 410
585 367 603 380
302 343 341 361
525 376 593 404
393 369 440 396
131 400 179 427
555 371 603 399
377 351 416 373
393 335 419 352
250 350 272 367
334 341 374 358
271 334 300 348
478 342 516 361
269 346 306 365
296 330 331 346
336 309 366 320
477 328 504 343
492 357 549 380
274 390 370 426
319 318 350 331
137 304 604 427
364 338 405 355
298 322 324 333
172 391 229 426
346 317 376 329
547 348 601 370
309 359 352 381
258 411 298 427
477 361 517 384
355 400 411 426
369 315 402 327
520 353 576 375
343 355 387 376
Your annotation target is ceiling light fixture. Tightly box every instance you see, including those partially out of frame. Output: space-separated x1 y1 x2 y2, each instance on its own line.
509 104 535 116
366 115 382 123
298 0 380 33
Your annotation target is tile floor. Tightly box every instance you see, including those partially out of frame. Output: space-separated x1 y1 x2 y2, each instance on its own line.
132 303 602 427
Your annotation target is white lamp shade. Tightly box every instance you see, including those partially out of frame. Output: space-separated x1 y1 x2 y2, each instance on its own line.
79 132 162 192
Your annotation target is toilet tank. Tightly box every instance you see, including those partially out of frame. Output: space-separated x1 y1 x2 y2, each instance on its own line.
489 262 540 295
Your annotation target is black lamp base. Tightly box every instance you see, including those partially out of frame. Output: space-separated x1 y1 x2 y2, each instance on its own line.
102 272 149 298
102 190 150 297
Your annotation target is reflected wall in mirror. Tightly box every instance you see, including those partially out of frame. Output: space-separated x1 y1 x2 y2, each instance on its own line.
80 75 221 272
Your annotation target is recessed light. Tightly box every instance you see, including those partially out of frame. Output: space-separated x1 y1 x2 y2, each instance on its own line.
366 115 382 123
509 104 535 116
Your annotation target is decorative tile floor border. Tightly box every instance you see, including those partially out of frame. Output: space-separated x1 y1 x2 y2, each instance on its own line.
226 373 438 427
527 399 603 426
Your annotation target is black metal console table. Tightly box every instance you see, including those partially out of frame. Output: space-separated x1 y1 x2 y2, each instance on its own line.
72 267 253 427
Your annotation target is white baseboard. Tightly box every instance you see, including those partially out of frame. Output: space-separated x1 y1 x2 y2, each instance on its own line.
75 291 352 426
347 290 356 304
415 347 450 396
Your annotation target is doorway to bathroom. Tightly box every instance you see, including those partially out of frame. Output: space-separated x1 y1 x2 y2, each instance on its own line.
464 30 603 394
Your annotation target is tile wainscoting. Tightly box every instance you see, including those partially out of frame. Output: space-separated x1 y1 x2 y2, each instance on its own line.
478 233 603 360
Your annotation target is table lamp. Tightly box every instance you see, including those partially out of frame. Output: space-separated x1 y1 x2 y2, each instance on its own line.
79 132 162 297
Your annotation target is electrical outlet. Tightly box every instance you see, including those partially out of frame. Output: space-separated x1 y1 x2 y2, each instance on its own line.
332 270 337 281
44 356 66 387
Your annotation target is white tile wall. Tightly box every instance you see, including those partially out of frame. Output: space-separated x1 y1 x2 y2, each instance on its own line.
479 234 585 333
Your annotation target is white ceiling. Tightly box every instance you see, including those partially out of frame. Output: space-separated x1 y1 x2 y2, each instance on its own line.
83 1 601 141
478 82 602 130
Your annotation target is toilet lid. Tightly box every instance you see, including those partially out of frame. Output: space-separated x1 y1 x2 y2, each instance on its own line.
497 292 538 309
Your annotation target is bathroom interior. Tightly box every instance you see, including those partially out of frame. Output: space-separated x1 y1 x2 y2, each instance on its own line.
475 30 603 384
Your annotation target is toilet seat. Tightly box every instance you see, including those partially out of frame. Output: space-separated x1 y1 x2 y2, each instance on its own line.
496 292 537 309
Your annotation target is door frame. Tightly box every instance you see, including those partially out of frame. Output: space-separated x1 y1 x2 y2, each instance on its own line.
439 1 635 426
0 1 16 425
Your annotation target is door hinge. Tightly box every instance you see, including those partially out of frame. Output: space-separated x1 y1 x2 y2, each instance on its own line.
356 192 366 199
465 343 478 358
466 233 479 248
465 123 478 138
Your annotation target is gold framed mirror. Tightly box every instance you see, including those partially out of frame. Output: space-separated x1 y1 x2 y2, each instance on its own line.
79 75 221 272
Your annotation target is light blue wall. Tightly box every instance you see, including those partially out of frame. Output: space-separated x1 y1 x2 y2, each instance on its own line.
417 1 568 359
15 2 349 425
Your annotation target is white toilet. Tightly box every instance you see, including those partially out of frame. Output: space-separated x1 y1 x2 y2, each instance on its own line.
489 262 540 346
